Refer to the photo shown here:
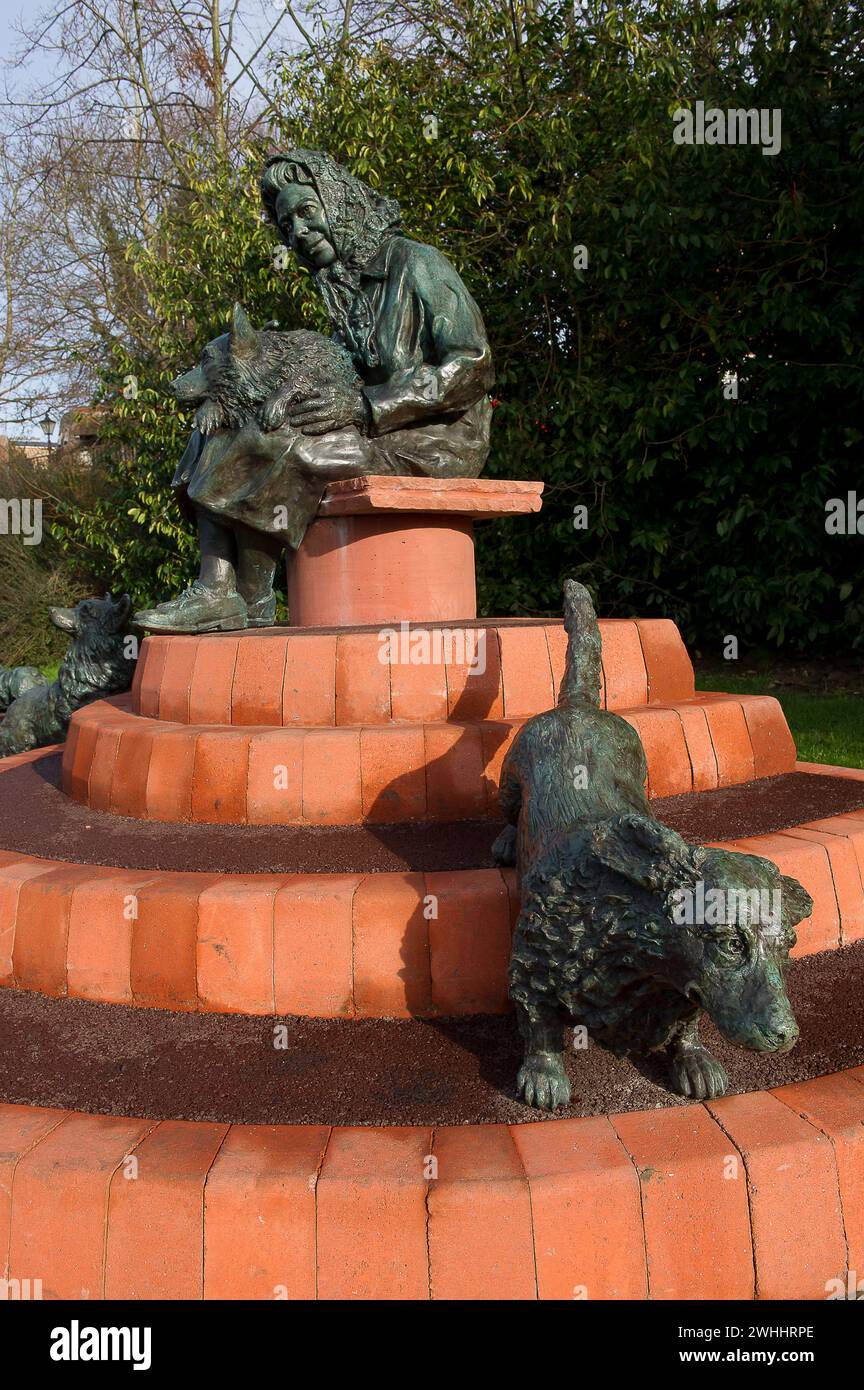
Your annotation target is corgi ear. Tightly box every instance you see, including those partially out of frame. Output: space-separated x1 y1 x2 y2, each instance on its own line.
230 304 257 353
591 813 696 891
110 594 132 630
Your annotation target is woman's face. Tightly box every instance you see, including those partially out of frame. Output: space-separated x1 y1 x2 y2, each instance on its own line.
275 184 337 269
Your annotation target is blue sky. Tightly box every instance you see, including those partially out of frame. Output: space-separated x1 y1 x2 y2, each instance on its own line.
0 0 28 73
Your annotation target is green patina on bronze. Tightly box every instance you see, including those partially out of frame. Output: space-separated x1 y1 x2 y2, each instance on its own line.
493 581 813 1111
0 595 135 757
135 149 493 634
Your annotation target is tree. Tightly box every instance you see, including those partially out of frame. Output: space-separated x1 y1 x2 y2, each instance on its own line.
10 0 864 651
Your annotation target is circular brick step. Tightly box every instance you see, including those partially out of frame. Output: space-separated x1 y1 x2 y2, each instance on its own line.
1 759 862 1016
131 616 695 727
1 1066 861 1299
63 690 796 825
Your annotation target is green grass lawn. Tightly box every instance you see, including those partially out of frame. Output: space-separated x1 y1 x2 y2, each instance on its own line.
695 672 864 771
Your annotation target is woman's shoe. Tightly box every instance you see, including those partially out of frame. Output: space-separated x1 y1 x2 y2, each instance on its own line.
134 582 248 634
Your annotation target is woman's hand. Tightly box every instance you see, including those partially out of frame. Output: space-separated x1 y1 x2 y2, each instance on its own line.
288 382 370 435
260 386 296 432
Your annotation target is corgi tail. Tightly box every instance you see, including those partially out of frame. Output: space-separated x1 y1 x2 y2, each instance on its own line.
557 579 603 709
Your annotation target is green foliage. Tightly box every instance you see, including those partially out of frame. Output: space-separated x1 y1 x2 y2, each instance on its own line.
696 670 864 770
51 1 864 651
0 457 90 667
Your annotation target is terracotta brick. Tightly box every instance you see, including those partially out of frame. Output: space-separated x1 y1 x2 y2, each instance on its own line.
481 720 519 813
187 634 240 724
389 633 448 722
622 706 691 798
66 870 159 1004
136 637 168 718
0 856 56 987
796 761 864 781
512 1116 647 1300
105 1119 229 1299
612 1105 754 1299
86 720 126 812
335 631 391 724
600 620 648 709
230 635 287 725
245 729 304 824
707 1090 845 1300
204 1124 329 1300
131 874 219 1008
316 1127 431 1300
197 876 279 1013
143 724 196 821
445 627 503 720
62 708 100 800
498 625 556 718
731 834 839 955
360 725 427 821
9 1112 155 1300
544 623 568 700
108 723 155 817
773 1072 864 1279
428 1126 535 1300
672 701 719 791
0 1104 66 1280
61 717 81 791
635 618 695 704
501 866 521 934
741 695 797 778
302 728 362 825
12 864 85 996
157 638 199 722
352 872 430 1016
273 874 357 1017
779 827 864 947
191 728 251 824
801 815 864 945
424 722 487 819
700 695 756 786
282 633 337 725
426 869 511 1014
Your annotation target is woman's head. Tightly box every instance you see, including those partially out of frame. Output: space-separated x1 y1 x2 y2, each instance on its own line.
270 181 337 270
260 149 402 369
260 149 401 274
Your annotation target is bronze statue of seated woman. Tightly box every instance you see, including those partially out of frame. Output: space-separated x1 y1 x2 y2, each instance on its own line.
135 148 494 634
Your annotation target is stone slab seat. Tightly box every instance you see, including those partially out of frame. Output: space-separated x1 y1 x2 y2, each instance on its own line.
131 615 696 727
61 690 796 825
2 749 861 1019
1 1065 860 1298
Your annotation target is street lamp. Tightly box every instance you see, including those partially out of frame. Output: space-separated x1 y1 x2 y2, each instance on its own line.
38 411 56 461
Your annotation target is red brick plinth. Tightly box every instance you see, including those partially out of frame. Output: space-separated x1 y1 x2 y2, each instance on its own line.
286 477 543 626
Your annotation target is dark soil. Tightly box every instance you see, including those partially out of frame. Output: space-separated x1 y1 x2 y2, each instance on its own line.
0 941 861 1126
3 756 864 874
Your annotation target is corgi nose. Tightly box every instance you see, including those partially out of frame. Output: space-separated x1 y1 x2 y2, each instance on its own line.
767 1021 799 1052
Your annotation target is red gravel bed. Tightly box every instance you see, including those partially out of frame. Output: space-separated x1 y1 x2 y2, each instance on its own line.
0 941 861 1126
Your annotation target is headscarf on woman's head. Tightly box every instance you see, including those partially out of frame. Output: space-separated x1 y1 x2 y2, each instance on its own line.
261 149 402 369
